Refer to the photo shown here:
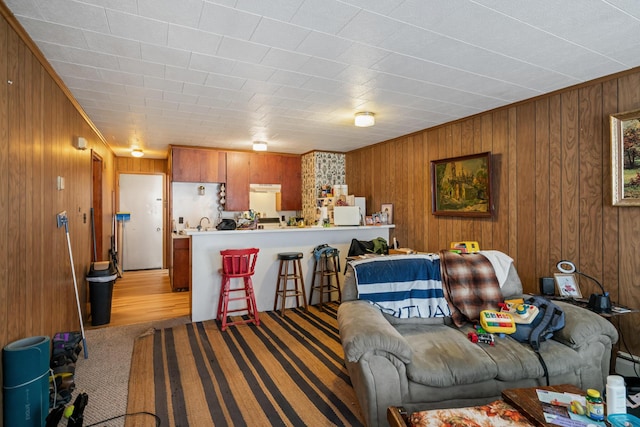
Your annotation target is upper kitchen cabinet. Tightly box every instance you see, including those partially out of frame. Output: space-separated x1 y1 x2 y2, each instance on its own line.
277 155 302 210
225 151 251 211
171 146 226 183
226 152 301 211
249 153 280 184
249 153 301 210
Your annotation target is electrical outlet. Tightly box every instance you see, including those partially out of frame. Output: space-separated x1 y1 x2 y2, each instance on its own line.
57 211 67 228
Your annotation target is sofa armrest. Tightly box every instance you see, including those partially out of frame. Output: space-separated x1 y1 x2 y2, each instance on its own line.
338 300 412 364
552 301 619 348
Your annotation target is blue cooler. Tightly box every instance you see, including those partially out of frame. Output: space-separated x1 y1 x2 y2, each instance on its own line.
3 335 50 427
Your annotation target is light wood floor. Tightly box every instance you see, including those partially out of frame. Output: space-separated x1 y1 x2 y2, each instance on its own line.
90 269 190 329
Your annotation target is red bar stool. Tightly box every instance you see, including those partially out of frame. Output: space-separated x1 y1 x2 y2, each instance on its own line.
217 248 260 331
273 252 308 316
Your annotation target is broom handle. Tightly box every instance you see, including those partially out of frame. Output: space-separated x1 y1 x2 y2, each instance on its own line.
64 223 88 359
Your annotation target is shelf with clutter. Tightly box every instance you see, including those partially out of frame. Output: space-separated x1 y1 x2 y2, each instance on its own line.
316 184 366 227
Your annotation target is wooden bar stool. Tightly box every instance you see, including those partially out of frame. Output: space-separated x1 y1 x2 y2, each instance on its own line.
273 252 308 316
309 247 341 311
217 248 260 331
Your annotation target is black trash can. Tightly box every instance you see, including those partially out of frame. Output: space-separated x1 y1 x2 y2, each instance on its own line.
87 261 118 326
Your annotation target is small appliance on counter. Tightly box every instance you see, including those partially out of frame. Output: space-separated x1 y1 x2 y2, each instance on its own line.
333 206 361 226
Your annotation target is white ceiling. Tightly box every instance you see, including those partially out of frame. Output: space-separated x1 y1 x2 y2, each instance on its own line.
5 0 640 158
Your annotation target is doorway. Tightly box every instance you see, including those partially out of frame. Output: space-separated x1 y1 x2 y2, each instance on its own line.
118 173 164 271
91 152 103 261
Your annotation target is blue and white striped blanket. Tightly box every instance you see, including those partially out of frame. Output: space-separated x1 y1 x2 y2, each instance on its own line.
350 254 451 319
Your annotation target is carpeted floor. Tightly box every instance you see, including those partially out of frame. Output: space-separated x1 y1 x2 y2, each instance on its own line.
74 316 191 426
125 303 364 426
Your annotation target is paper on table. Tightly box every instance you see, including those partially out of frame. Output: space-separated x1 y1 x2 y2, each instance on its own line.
536 389 606 427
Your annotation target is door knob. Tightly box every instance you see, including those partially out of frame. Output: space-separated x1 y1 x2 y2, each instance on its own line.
156 227 161 232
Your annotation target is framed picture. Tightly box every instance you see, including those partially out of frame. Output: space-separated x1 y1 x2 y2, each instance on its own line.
430 152 493 217
381 203 393 224
611 109 640 206
365 216 373 225
554 273 582 298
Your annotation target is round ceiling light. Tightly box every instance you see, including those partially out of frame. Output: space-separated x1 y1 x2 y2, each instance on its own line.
131 148 144 158
355 112 375 127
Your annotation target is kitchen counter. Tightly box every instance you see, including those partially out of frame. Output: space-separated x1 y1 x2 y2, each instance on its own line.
181 224 388 235
188 225 394 322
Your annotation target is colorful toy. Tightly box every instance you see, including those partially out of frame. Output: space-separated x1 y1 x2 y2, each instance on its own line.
450 241 480 253
499 300 539 324
468 331 495 346
479 310 516 334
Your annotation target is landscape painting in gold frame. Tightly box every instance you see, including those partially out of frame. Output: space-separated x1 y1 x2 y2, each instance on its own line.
611 109 640 206
430 152 492 217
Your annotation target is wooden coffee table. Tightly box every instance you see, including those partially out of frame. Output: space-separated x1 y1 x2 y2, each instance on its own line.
502 384 603 426
388 384 601 427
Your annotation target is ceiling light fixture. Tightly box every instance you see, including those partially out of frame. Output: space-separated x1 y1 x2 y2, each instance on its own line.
131 148 144 158
355 112 375 127
253 141 268 151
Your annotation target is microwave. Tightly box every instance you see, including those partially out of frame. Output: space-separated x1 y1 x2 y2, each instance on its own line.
333 206 361 226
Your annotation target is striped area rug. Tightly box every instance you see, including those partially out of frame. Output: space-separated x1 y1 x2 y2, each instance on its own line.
125 303 364 426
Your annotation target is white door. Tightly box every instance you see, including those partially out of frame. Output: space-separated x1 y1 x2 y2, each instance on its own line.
119 174 163 270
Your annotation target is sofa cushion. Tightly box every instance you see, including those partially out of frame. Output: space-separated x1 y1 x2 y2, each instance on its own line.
484 336 584 381
401 325 498 387
498 264 524 298
398 325 584 388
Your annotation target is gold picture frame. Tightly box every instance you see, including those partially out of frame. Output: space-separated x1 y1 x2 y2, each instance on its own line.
554 273 582 298
610 109 640 206
430 152 492 217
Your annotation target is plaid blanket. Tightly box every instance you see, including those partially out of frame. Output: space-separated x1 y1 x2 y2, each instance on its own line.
440 251 502 327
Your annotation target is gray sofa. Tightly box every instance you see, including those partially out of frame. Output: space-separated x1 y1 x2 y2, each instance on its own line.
337 255 619 427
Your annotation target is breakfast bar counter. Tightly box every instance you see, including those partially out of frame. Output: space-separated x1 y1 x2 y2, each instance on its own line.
186 225 394 322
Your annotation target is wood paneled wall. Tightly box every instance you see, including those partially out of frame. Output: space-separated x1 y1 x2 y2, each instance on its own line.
347 69 640 357
0 4 115 416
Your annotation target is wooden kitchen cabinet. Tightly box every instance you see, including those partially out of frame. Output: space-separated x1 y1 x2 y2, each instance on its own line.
225 151 250 211
249 153 280 184
170 146 301 212
225 152 302 211
171 147 226 183
278 155 302 210
171 237 191 291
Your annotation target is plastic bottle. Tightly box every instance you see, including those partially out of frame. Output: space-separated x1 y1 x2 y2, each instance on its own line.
586 388 605 421
606 374 627 416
